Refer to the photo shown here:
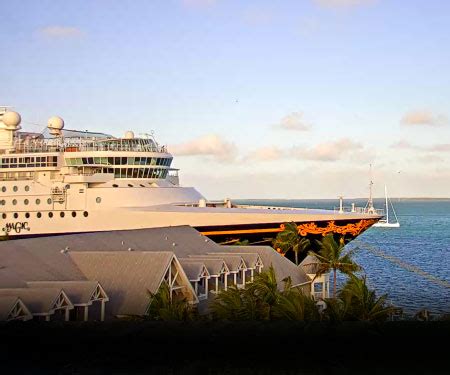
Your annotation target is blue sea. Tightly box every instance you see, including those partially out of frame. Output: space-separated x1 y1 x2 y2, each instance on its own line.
235 199 450 315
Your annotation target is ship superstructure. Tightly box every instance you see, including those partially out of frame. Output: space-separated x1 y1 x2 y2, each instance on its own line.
0 108 381 244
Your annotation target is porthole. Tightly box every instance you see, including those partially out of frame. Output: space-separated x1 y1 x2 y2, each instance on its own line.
72 211 77 217
25 213 30 219
1 187 6 192
96 197 102 204
48 212 53 218
13 213 18 219
24 199 29 205
140 184 145 187
2 213 6 219
128 184 133 187
0 200 5 205
37 212 42 218
25 185 30 192
36 199 41 205
83 211 88 217
12 199 17 205
13 186 18 192
113 184 119 188
60 212 65 218
47 198 52 204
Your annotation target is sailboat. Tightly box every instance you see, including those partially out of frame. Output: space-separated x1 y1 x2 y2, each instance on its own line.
373 185 400 228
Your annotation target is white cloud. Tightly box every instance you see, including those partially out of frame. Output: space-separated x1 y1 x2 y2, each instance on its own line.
291 138 363 161
276 112 311 131
400 110 449 127
170 134 237 162
314 0 375 8
39 26 84 39
245 146 285 162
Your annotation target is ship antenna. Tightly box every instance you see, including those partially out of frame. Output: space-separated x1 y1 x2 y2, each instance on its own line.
367 163 375 213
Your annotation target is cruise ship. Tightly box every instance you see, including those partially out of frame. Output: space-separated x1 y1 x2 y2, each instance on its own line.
0 108 381 244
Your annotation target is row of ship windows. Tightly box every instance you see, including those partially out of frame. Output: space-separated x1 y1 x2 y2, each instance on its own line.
107 168 168 179
1 185 31 193
65 157 172 167
1 198 102 205
0 156 58 169
2 211 89 219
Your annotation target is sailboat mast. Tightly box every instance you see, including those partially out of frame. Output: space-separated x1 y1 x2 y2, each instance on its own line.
385 185 389 223
367 164 374 213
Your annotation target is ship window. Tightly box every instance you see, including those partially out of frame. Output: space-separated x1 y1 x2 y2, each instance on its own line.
13 186 18 192
127 184 133 187
96 197 102 203
114 169 121 178
114 157 120 165
1 187 5 192
83 211 89 217
82 158 88 164
24 199 29 205
14 213 18 219
126 169 133 178
0 200 5 205
37 212 42 218
25 185 30 192
128 157 134 165
140 184 145 187
12 199 17 205
112 184 119 188
36 199 41 205
94 157 101 164
60 212 65 218
47 198 52 204
132 169 139 178
48 212 53 218
121 157 127 165
72 211 77 217
2 213 6 219
25 213 30 219
108 157 114 165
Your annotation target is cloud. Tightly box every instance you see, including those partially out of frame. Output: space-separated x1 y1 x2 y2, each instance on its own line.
292 138 363 161
400 110 449 127
276 112 311 131
38 26 84 39
390 140 420 150
245 146 285 162
428 144 450 152
182 0 217 7
170 134 237 162
314 0 375 8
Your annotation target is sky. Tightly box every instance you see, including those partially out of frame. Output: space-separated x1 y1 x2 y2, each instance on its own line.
1 0 450 199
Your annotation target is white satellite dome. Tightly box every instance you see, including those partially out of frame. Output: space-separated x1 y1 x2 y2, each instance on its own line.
2 111 21 130
124 131 135 139
47 116 65 136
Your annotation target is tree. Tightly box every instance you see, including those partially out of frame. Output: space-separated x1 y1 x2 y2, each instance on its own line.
339 275 395 322
273 222 311 265
273 288 319 321
312 234 360 298
147 281 195 321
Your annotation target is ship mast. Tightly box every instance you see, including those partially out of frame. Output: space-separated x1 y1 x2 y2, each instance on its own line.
367 164 376 214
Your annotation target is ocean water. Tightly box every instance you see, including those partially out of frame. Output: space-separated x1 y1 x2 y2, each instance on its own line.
235 199 450 315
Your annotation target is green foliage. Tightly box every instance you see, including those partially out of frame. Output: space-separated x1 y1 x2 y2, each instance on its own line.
273 222 311 265
147 281 195 321
211 266 318 321
338 275 395 322
313 234 361 297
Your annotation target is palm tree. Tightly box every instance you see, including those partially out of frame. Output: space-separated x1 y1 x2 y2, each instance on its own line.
273 288 319 321
273 222 311 265
312 234 360 298
147 281 194 321
339 275 395 322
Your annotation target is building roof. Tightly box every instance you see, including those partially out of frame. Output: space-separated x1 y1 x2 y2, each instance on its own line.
179 258 229 276
0 288 72 314
188 254 245 272
27 281 107 305
178 260 209 281
300 255 321 275
220 246 311 287
68 251 174 316
0 296 32 321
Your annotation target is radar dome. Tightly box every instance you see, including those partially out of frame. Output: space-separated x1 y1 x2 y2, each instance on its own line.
47 116 64 136
2 111 21 129
124 131 135 139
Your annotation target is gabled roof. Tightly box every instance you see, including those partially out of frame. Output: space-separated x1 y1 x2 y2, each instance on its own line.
178 260 209 281
69 251 174 316
0 296 32 321
179 258 229 276
188 255 245 272
0 288 73 314
27 281 108 305
220 246 311 287
300 254 321 275
207 252 261 269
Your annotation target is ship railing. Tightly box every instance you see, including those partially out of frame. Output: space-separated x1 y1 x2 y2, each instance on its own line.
333 206 384 215
234 204 309 211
